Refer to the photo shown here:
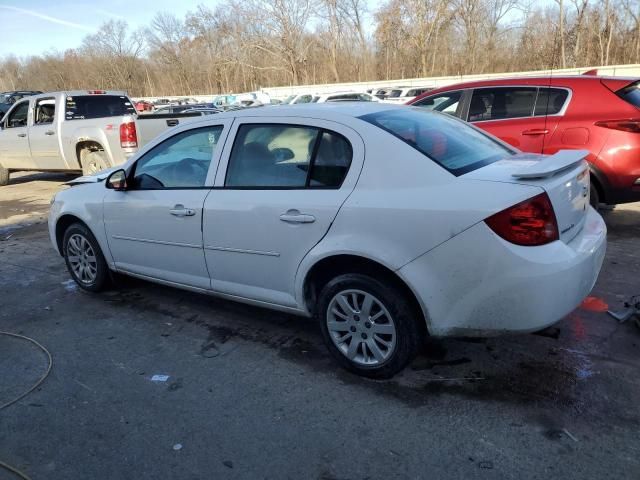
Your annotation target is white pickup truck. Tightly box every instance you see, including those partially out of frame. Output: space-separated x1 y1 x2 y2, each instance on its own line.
0 90 204 186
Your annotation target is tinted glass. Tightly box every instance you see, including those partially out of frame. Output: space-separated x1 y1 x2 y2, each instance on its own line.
359 108 513 176
65 95 136 120
226 124 318 187
413 91 462 117
6 101 29 128
310 132 353 187
388 90 402 98
469 87 537 121
617 81 640 108
132 126 222 189
293 95 313 104
534 88 569 115
35 99 56 125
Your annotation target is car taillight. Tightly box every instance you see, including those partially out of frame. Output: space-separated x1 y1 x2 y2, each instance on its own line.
594 119 640 133
120 122 138 148
88 90 106 94
485 193 559 246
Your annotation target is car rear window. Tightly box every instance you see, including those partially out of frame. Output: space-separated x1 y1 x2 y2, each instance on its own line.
534 88 570 116
359 108 514 176
65 95 136 120
617 81 640 108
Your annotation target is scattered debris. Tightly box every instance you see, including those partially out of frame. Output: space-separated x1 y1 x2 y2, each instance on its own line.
478 461 494 469
562 429 578 442
223 460 234 469
151 375 170 382
61 279 77 292
173 443 182 451
607 295 640 325
44 306 51 311
1 233 13 241
580 296 609 312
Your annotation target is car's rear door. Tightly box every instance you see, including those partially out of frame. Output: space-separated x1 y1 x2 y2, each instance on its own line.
466 86 549 153
202 117 364 309
103 120 231 289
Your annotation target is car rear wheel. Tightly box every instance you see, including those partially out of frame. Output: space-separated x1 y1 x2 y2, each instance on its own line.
590 182 600 209
63 223 110 292
317 273 422 378
81 150 109 176
0 164 9 186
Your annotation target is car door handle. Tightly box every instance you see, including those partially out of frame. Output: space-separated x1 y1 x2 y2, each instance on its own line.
522 129 549 136
169 204 196 217
45 130 55 135
166 119 179 127
17 133 26 138
280 210 316 224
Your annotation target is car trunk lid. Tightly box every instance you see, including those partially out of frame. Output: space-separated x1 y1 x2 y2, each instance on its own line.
465 151 591 244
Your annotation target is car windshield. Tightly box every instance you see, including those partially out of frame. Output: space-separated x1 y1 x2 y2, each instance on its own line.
359 108 514 176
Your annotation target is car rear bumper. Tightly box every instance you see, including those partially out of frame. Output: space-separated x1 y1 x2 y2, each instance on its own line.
399 207 607 336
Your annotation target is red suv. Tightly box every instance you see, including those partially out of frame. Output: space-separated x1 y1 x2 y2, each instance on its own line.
409 74 640 206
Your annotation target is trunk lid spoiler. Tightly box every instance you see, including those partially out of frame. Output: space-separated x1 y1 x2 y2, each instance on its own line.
510 150 589 179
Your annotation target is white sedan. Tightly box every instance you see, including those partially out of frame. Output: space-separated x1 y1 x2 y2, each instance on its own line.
49 103 606 378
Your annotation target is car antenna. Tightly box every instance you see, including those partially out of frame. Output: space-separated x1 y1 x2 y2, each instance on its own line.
542 17 562 154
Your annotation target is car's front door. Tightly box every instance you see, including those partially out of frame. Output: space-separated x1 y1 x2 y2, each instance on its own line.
103 122 230 289
203 118 364 309
466 87 548 153
0 100 34 169
29 97 61 169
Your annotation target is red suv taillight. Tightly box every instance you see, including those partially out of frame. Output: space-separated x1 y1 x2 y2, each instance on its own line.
120 121 138 148
594 119 640 133
485 193 559 246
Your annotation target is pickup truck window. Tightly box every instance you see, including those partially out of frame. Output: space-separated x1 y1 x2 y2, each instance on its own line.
5 101 29 128
65 95 135 120
35 98 56 125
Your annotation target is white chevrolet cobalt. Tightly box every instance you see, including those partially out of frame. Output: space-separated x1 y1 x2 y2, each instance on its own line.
49 104 606 378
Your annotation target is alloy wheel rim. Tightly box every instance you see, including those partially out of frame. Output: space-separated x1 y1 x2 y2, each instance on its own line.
67 234 98 284
326 289 397 366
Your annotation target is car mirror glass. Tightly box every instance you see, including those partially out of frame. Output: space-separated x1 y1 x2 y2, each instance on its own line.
106 169 128 190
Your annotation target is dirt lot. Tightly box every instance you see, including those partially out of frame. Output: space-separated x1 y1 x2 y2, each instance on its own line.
1 172 639 480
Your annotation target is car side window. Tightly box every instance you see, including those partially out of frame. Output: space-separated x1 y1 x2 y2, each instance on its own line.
35 98 55 125
534 88 569 116
225 124 353 189
5 101 29 128
413 91 463 117
469 87 537 122
131 126 223 189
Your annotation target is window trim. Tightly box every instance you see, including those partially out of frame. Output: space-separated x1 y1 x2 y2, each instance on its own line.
412 89 466 118
63 94 136 121
128 125 225 191
222 122 354 190
465 86 572 123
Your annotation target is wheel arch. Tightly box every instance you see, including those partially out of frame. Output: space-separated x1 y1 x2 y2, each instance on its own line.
301 253 429 336
54 214 91 256
75 141 106 170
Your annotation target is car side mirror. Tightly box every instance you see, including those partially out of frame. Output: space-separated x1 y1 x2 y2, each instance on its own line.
106 169 128 191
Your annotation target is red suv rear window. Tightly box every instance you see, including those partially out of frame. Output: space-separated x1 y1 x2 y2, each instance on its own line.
617 81 640 108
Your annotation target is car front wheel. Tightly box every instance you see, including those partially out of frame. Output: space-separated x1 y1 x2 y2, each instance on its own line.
62 223 110 292
317 273 423 378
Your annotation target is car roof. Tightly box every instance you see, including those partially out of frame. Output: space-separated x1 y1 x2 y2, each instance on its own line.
412 75 638 102
186 102 403 123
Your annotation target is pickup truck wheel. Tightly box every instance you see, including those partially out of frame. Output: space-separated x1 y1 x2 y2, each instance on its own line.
0 165 8 186
81 150 108 176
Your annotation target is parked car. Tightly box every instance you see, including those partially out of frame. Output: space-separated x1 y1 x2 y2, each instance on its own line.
0 90 203 184
409 74 640 206
0 90 42 115
381 87 433 104
371 88 391 99
134 100 153 113
312 92 378 103
49 103 606 378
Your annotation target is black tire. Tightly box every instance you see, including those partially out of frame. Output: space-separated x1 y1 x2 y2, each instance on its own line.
0 164 9 186
62 223 110 292
81 150 109 176
317 273 423 379
590 182 600 209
